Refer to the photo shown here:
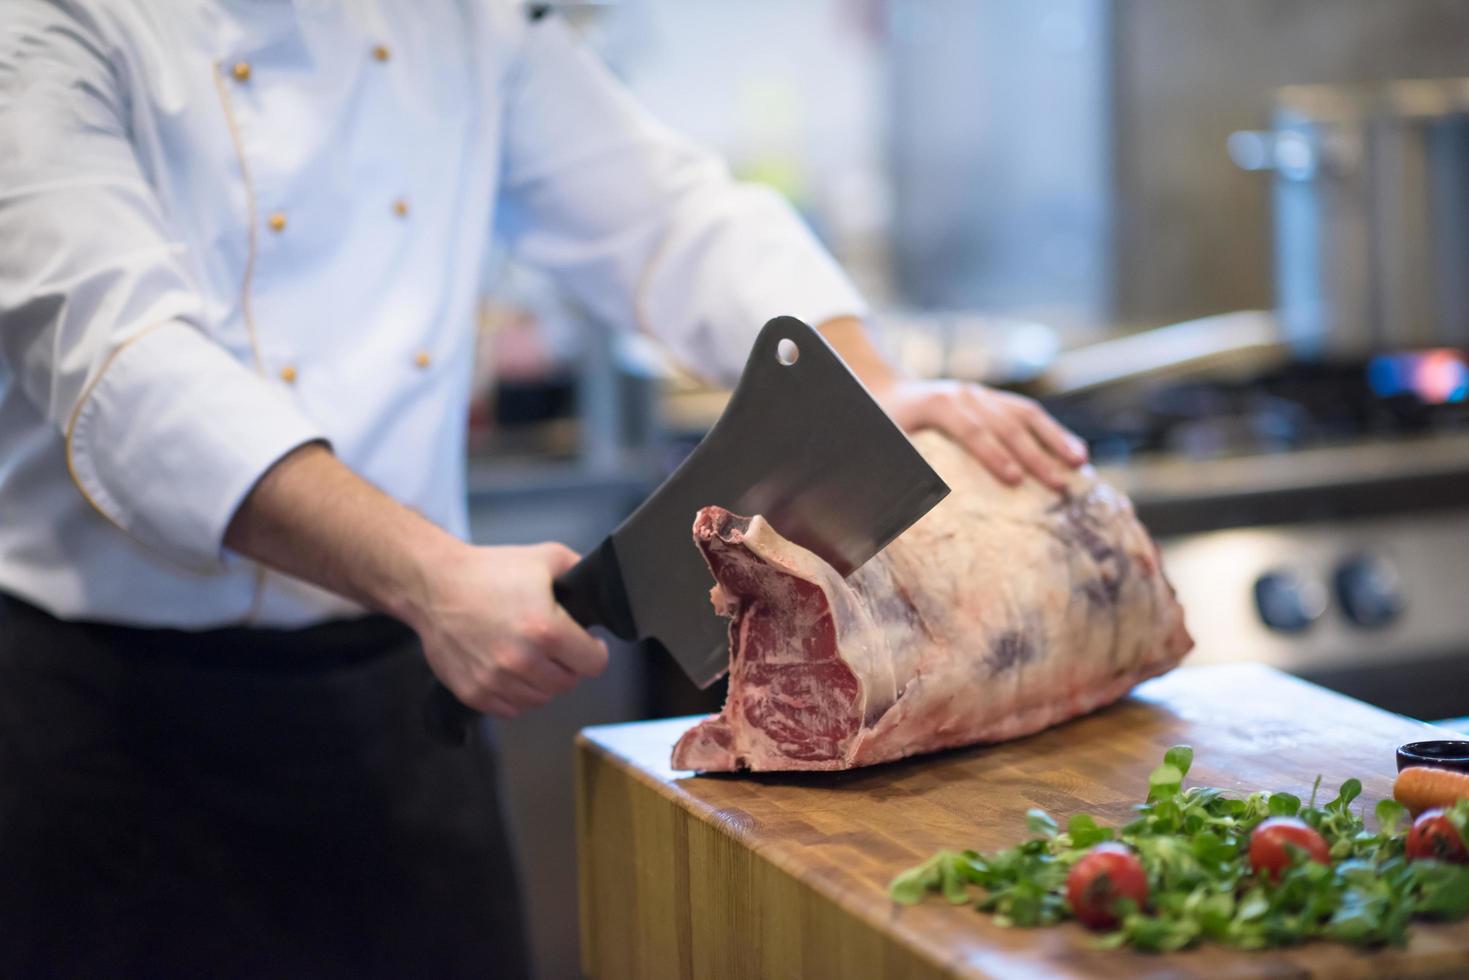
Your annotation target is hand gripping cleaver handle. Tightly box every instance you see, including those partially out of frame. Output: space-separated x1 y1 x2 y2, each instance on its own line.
422 538 636 747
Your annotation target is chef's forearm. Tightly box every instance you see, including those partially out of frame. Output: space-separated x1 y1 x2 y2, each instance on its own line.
223 442 458 628
817 316 902 396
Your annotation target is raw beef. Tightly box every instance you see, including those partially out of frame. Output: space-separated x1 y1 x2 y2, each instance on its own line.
671 431 1193 772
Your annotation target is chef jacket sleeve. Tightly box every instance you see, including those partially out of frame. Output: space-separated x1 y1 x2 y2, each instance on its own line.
495 14 869 386
0 4 327 570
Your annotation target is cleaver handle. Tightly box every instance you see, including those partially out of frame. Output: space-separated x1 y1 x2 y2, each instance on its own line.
549 537 638 641
422 537 636 746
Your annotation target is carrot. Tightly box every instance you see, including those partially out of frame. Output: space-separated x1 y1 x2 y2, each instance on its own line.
1394 766 1469 816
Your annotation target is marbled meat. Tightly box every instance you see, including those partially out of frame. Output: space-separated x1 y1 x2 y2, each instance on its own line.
671 431 1193 772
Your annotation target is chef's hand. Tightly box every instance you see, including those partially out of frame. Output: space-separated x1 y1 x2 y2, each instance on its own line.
223 444 606 718
415 542 609 718
816 316 1087 490
875 379 1088 490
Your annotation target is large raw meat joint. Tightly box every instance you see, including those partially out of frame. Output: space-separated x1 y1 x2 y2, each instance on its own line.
671 431 1193 773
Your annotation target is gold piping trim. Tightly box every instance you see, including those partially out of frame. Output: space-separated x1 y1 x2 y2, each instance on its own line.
64 320 177 538
213 60 274 619
211 61 266 374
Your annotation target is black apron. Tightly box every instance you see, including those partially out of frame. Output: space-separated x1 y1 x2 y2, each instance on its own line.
0 595 528 980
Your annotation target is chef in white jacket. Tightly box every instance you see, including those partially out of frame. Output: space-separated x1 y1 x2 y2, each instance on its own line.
0 1 1087 976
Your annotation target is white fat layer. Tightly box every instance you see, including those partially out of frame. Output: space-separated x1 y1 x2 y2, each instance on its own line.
672 431 1192 772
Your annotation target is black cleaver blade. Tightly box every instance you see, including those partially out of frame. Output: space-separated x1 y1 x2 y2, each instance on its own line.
425 316 951 745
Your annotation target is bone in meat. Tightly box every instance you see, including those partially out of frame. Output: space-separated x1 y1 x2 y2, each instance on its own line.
671 431 1193 772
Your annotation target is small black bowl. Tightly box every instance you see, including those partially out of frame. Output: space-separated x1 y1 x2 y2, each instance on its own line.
1397 740 1469 774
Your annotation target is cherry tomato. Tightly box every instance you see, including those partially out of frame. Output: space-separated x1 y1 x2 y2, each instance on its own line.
1065 843 1149 929
1405 809 1469 864
1249 816 1331 881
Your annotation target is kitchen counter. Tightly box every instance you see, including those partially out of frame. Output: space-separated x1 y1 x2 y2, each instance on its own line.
1100 432 1469 538
575 664 1469 979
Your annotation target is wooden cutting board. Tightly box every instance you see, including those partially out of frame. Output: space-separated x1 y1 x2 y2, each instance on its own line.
575 664 1469 979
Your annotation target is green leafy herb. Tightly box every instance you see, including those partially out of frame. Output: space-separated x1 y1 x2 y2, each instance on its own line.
1376 799 1408 838
889 852 944 906
1147 764 1184 802
1444 798 1469 848
1164 745 1194 778
1268 793 1301 817
1067 813 1113 848
1026 808 1059 839
889 746 1469 952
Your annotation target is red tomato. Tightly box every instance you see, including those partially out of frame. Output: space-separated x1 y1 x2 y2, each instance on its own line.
1406 809 1469 864
1065 843 1149 929
1249 817 1331 880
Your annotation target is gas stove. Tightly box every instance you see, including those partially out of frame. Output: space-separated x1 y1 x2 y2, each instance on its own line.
1044 349 1469 722
1048 348 1469 464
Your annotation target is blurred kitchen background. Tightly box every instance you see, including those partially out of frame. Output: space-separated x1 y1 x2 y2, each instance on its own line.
468 2 1469 976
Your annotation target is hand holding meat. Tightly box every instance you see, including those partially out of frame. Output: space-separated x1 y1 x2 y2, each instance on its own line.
875 379 1088 490
814 316 1085 489
413 543 609 717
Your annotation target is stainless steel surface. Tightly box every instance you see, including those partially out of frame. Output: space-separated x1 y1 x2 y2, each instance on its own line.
1035 310 1287 397
887 1 1469 333
1102 433 1469 515
1232 78 1469 357
1161 511 1469 675
1110 433 1469 721
607 316 951 687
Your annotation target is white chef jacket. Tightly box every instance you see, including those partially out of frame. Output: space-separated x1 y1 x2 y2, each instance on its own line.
0 0 866 629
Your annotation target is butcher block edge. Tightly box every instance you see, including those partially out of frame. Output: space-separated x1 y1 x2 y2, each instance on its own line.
575 665 1469 979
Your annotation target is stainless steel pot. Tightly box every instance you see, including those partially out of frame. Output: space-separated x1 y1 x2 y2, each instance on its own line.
1230 79 1469 358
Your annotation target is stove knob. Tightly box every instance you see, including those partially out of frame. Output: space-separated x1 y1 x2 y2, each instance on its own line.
1334 555 1404 629
1254 570 1327 633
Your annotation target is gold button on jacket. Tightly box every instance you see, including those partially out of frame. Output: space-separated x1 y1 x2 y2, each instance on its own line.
231 61 251 83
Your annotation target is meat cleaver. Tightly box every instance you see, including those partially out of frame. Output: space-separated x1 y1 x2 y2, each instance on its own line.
424 316 951 745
